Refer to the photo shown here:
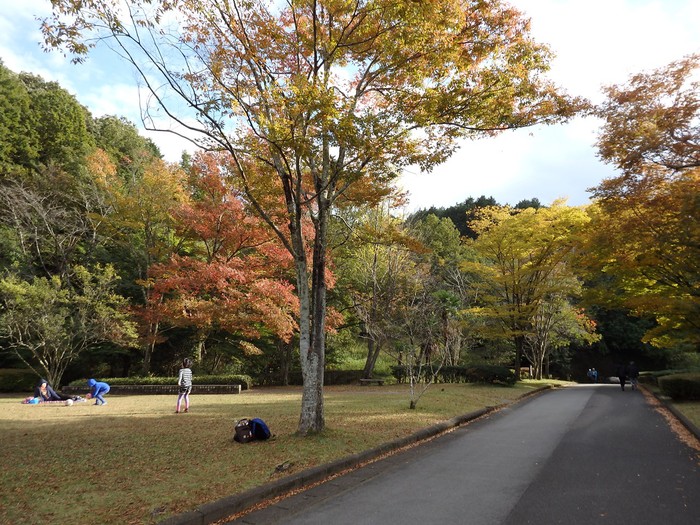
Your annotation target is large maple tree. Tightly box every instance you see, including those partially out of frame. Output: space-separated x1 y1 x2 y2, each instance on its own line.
41 0 584 433
146 152 298 360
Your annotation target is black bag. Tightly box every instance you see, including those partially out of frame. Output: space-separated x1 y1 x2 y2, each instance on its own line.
233 418 255 443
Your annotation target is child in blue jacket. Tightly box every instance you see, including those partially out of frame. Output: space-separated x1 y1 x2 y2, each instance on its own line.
87 378 110 405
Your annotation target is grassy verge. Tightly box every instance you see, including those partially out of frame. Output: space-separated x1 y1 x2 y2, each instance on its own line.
641 383 700 430
669 401 700 429
0 382 548 524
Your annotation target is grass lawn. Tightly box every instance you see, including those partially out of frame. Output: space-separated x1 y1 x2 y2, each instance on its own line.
0 382 547 524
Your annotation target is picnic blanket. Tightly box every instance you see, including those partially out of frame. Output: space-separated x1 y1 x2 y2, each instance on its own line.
22 396 87 405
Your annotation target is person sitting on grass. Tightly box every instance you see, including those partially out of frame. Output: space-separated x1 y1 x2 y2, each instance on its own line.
34 378 71 402
86 378 110 405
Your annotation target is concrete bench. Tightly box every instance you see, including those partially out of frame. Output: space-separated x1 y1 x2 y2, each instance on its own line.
62 384 242 395
359 378 385 386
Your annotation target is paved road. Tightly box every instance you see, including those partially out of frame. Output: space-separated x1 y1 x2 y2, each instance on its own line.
228 386 700 524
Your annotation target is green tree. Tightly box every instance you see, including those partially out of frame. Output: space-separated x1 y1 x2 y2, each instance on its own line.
515 198 543 210
334 205 421 379
42 0 584 433
19 73 94 175
410 195 500 238
90 150 188 373
391 253 452 410
0 265 136 387
0 179 99 280
92 115 161 179
412 214 482 366
0 62 39 177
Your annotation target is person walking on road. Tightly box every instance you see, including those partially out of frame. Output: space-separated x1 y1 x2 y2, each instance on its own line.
589 368 598 383
628 361 640 390
616 363 628 391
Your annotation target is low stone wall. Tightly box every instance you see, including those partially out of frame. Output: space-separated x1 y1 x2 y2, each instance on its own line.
62 384 242 395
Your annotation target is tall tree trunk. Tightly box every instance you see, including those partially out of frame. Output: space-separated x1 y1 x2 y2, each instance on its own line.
363 251 381 378
363 338 382 378
193 333 206 364
140 290 165 376
514 334 525 381
296 214 327 435
277 339 293 386
141 320 159 376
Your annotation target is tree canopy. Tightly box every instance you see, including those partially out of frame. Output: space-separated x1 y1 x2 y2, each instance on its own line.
588 54 700 352
465 202 594 377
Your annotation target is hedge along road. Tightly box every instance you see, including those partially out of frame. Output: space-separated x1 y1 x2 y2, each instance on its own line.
225 385 700 525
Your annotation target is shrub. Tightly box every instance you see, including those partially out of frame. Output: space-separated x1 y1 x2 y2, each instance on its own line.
68 374 253 390
284 370 384 385
0 369 39 393
659 373 700 401
642 368 700 386
461 365 516 385
390 364 516 385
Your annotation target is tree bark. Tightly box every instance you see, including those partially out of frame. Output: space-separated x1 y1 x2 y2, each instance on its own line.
295 207 328 434
363 338 381 379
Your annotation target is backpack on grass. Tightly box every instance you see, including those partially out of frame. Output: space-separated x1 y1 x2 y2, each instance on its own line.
233 417 271 443
233 418 255 443
250 417 271 440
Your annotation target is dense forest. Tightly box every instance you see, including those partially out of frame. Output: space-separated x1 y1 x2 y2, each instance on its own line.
1 53 698 392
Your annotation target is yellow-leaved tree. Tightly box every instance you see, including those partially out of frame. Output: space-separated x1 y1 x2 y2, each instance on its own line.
465 202 596 378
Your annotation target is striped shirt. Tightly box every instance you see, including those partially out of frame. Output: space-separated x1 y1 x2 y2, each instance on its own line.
178 367 193 388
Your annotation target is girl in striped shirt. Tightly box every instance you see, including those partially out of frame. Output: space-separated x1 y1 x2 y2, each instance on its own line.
176 358 193 413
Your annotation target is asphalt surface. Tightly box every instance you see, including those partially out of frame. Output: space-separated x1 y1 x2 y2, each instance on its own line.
226 385 700 525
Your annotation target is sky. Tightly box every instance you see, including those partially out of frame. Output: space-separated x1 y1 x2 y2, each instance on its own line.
1 0 699 211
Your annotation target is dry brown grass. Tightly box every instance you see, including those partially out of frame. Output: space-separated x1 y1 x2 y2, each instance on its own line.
0 383 541 524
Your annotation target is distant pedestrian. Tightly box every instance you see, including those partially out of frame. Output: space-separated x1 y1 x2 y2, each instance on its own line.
87 378 110 405
616 363 627 391
176 358 193 414
628 361 640 390
586 368 598 383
